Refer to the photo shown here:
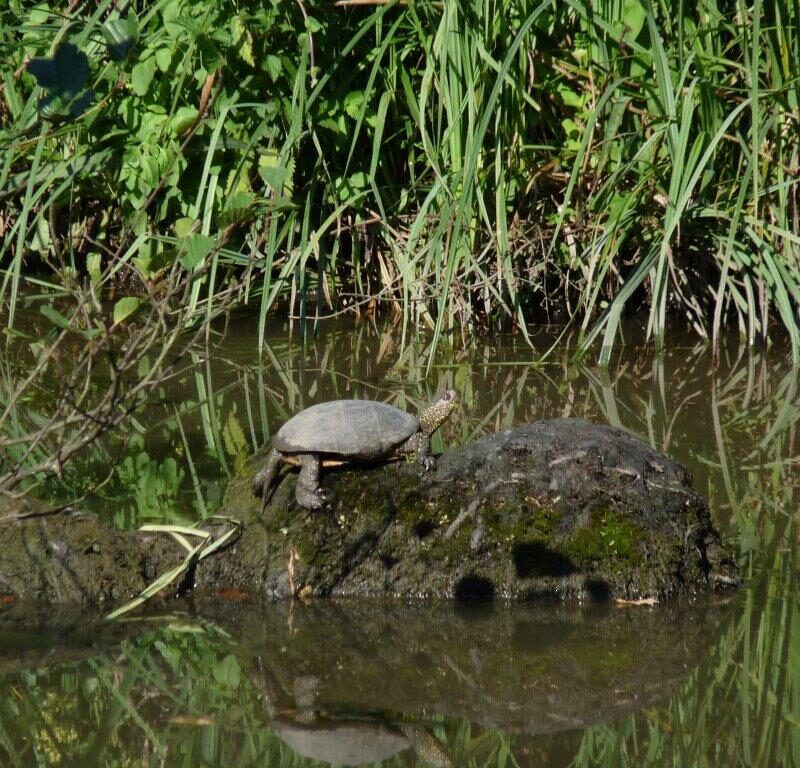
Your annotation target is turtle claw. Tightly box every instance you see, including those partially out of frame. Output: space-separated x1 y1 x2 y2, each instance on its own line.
419 454 437 472
295 486 332 511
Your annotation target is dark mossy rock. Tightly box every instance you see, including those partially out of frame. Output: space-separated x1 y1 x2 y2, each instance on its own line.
0 419 738 608
214 419 738 601
0 501 180 606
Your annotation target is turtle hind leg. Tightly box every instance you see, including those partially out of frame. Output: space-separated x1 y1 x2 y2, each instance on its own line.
252 449 283 513
295 454 328 510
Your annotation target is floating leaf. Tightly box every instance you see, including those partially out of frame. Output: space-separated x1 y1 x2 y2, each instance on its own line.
113 296 142 324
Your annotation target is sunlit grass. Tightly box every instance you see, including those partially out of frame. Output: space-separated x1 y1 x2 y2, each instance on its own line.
1 0 798 362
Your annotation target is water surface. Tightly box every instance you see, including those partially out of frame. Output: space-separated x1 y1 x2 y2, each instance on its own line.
1 316 797 766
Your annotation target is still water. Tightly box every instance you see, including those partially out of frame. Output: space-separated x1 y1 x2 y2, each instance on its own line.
1 316 797 766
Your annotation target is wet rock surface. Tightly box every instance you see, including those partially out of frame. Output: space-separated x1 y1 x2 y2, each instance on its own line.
229 596 733 736
0 501 179 606
216 419 738 601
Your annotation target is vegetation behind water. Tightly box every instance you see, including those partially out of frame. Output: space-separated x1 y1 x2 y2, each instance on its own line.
2 0 799 361
1 4 798 762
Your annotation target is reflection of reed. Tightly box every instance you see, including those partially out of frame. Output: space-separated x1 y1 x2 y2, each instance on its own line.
570 347 799 766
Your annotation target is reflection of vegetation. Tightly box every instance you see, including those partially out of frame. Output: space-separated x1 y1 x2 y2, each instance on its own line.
571 524 798 766
1 319 798 764
0 624 266 766
569 347 800 766
0 261 234 517
0 621 522 767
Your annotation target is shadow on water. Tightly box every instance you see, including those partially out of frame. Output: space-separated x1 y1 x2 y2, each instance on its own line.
0 315 798 765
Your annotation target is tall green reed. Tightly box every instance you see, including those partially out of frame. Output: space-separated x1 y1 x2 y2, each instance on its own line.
1 0 798 358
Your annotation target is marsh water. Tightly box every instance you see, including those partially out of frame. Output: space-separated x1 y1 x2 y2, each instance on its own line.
1 315 798 766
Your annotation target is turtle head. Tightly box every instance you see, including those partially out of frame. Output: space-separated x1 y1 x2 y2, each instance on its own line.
418 390 458 436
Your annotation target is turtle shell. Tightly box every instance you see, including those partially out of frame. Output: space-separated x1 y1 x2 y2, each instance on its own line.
273 400 420 459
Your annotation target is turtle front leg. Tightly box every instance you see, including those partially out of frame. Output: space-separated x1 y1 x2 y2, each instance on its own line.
398 433 436 471
295 454 328 510
252 449 283 514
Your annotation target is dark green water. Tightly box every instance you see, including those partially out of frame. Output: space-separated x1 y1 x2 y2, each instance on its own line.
1 316 797 766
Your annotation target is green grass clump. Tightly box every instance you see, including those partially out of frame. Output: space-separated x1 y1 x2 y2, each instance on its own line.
1 0 799 361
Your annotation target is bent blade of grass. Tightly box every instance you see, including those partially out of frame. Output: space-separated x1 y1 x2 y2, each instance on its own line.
104 519 241 621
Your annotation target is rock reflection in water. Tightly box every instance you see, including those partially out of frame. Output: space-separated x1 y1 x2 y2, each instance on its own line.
0 590 736 766
220 596 729 743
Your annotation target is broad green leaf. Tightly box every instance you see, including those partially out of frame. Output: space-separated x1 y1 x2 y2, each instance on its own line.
102 11 139 61
155 47 172 72
231 15 254 66
179 234 214 269
622 0 646 40
304 16 322 33
139 152 161 186
174 218 197 239
87 253 102 284
113 297 142 324
131 58 157 96
265 55 281 81
170 106 199 135
259 154 292 194
343 90 364 119
220 192 256 227
214 655 241 688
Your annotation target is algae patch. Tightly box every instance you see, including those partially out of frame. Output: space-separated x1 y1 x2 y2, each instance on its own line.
565 508 645 567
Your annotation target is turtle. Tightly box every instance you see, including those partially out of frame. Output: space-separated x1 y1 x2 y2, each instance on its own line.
251 390 458 511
